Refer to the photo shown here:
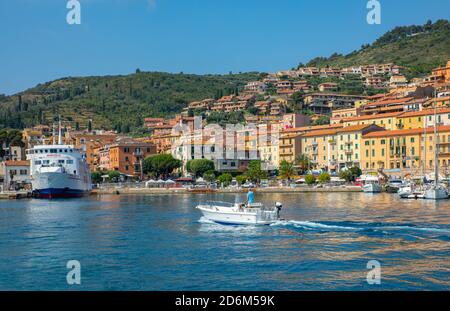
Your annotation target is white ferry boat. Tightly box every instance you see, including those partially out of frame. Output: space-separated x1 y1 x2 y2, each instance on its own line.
26 128 92 199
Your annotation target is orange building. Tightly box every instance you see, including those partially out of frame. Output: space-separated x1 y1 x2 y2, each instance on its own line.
71 133 118 171
108 140 157 178
431 60 450 83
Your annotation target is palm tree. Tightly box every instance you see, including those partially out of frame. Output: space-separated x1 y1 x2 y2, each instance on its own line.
295 154 312 174
279 160 297 181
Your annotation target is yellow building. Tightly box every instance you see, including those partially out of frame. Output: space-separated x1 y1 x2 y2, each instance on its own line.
397 107 450 130
22 128 45 148
278 133 302 164
301 124 384 172
362 125 450 174
259 141 279 170
301 128 339 171
335 124 385 170
341 112 402 130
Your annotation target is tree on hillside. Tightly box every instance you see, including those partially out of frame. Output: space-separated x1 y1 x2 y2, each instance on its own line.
143 154 182 178
313 116 330 126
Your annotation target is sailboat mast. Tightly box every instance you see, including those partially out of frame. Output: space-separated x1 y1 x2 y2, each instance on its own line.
433 90 438 187
58 116 62 145
52 123 56 145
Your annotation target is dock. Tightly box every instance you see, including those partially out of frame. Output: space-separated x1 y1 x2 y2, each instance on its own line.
0 191 32 200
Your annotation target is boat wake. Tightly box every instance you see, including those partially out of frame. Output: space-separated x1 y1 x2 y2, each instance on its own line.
198 216 450 238
271 220 450 235
198 216 217 225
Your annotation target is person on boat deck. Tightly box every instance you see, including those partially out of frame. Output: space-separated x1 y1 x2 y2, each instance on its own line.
247 189 255 205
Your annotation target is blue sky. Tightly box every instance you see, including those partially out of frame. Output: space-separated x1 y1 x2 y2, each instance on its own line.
0 0 449 95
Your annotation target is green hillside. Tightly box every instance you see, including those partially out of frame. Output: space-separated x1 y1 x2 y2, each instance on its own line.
0 71 261 133
304 19 450 78
1 20 448 134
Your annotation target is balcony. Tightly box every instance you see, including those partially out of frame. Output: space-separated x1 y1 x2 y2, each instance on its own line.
345 141 353 145
328 140 336 144
345 150 353 155
133 150 144 157
311 150 319 155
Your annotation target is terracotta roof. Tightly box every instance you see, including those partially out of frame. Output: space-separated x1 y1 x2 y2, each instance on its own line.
283 124 343 133
280 133 302 139
342 111 403 122
301 128 340 138
363 97 414 108
4 160 30 166
337 124 381 133
400 107 450 118
363 125 450 138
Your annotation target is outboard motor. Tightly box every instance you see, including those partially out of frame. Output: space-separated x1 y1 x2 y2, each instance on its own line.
275 202 283 218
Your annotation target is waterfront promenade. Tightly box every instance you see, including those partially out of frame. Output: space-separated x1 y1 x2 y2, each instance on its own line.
0 186 362 200
92 186 363 195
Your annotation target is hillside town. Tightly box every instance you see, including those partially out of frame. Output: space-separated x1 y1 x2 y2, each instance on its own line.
1 60 450 191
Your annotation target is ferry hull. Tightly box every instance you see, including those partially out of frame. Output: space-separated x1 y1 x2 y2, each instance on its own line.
33 188 90 199
31 172 91 200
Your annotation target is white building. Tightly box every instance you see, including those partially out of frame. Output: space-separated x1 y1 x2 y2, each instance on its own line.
0 160 31 190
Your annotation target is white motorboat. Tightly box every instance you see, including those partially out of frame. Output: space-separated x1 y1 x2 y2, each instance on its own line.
362 183 382 193
196 201 282 226
398 184 426 199
424 186 449 200
361 175 381 193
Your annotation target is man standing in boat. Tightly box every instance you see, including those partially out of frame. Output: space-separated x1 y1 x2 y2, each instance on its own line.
247 189 255 205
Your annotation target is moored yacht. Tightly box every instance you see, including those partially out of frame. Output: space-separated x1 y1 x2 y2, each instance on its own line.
362 176 382 193
424 92 449 200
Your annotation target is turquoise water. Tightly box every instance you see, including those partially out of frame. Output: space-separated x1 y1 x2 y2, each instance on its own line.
0 193 449 290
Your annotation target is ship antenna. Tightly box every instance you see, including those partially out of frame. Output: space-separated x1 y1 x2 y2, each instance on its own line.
52 123 56 145
58 115 63 145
